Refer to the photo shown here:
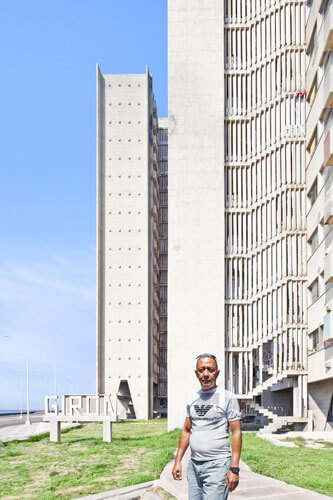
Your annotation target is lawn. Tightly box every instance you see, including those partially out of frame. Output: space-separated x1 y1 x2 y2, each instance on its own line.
1 423 332 500
242 433 333 497
0 420 180 500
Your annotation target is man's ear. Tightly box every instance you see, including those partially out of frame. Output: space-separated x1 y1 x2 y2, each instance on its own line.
216 370 220 379
195 369 199 379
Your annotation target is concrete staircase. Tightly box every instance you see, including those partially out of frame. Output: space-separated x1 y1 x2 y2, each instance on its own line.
247 369 296 399
248 401 308 433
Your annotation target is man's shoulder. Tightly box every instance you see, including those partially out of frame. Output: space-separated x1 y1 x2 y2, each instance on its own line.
186 390 201 406
215 387 238 408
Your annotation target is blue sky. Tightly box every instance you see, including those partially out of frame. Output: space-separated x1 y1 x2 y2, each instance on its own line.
0 0 167 409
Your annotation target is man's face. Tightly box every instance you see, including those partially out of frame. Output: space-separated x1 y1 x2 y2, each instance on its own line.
195 357 220 391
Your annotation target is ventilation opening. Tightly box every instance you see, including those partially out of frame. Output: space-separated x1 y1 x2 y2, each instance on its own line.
117 380 136 419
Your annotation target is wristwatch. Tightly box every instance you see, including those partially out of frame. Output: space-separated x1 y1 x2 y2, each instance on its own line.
229 466 240 475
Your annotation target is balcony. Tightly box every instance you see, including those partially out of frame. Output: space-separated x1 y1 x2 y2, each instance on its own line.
324 189 333 224
324 128 333 166
325 250 333 283
306 1 333 88
307 65 333 143
324 312 333 341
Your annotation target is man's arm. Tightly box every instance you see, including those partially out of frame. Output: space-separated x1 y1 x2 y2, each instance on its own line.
172 417 192 480
226 419 242 492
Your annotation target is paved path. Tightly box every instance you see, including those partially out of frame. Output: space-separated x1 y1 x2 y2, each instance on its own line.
77 449 332 499
159 451 331 500
0 417 78 443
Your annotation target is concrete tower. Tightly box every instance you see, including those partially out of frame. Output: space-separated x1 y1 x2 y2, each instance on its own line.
96 66 159 420
168 0 309 430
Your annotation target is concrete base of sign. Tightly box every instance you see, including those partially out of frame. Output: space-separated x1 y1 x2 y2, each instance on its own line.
103 421 112 442
50 421 61 442
44 417 115 443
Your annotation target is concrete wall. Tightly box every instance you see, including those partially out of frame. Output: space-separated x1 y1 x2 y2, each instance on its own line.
262 388 293 417
168 0 225 430
306 0 333 393
308 378 333 430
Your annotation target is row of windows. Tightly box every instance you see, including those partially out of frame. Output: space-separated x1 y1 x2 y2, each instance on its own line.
225 1 305 47
225 195 306 251
225 100 305 161
226 327 306 394
225 145 305 204
158 129 168 142
225 285 307 348
225 54 306 111
225 235 307 298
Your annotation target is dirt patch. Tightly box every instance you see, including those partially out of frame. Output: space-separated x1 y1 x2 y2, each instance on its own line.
61 485 91 494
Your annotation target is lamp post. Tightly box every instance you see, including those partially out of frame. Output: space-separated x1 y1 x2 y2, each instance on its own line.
25 345 31 425
19 380 23 419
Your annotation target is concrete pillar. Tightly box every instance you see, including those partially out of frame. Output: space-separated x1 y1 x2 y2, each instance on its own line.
103 421 112 442
50 421 61 442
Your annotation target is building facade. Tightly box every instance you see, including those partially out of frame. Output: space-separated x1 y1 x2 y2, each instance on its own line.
306 0 333 429
168 0 314 431
157 118 168 416
96 65 159 420
95 1 333 430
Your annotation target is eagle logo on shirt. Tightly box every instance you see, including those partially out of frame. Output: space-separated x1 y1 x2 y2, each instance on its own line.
194 404 213 416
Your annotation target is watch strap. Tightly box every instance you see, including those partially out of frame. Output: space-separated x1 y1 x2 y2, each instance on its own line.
229 466 240 475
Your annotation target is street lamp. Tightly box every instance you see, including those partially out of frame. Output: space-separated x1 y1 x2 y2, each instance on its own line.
25 345 31 425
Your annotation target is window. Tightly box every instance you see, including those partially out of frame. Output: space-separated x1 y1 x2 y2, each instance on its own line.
309 278 319 303
307 128 318 158
309 326 323 350
309 228 318 254
308 177 318 206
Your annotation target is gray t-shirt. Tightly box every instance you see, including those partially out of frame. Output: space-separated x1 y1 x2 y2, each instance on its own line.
186 386 241 461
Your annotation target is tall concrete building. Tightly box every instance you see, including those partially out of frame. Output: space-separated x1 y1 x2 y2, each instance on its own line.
95 1 333 430
168 0 312 431
306 0 333 429
96 65 160 420
157 118 168 416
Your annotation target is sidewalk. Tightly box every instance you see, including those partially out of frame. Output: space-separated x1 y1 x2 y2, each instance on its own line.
0 421 78 443
159 451 332 500
76 449 332 499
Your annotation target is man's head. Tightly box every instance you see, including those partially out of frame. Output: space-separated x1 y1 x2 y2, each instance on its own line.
195 353 219 391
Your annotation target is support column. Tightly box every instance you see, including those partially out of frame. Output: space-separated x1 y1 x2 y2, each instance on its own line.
50 421 61 442
103 421 113 442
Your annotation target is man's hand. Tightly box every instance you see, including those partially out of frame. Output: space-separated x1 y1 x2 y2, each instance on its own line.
225 470 239 492
172 460 182 480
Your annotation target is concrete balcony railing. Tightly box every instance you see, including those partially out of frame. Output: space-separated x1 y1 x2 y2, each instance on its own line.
306 0 321 47
307 65 333 144
324 250 333 283
306 1 333 88
324 127 333 166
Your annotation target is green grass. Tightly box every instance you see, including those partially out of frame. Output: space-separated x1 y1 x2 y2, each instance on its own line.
242 433 333 497
0 420 180 500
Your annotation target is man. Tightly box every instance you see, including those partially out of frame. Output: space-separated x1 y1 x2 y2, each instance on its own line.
172 353 242 499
